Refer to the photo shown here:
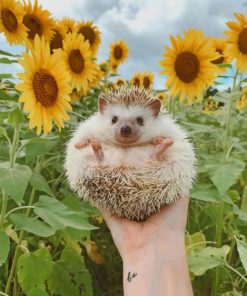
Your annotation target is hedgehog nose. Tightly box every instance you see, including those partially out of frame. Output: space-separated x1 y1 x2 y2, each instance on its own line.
121 125 132 136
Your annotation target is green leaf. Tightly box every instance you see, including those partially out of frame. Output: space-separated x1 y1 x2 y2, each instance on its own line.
223 289 243 296
186 232 206 256
47 248 93 296
189 245 230 276
0 49 20 57
183 122 216 134
17 248 52 294
0 230 10 266
233 205 247 222
210 160 245 195
0 73 13 79
7 107 25 127
29 173 54 197
23 136 59 162
0 163 32 204
0 57 18 64
218 63 232 69
10 213 55 237
27 288 49 296
0 126 9 140
0 89 18 101
191 184 224 203
34 195 98 231
235 237 247 274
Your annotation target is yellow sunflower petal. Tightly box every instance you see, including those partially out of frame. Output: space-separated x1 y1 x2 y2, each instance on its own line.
17 35 72 135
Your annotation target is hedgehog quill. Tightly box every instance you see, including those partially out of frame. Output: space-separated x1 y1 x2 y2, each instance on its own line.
65 87 196 221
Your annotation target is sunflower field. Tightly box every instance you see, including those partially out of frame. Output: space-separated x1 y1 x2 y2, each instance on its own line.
0 0 247 295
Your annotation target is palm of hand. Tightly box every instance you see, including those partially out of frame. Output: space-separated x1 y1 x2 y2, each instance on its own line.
102 196 189 260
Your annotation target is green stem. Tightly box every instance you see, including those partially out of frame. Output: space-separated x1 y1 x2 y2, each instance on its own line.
0 292 9 296
0 125 20 229
4 188 36 294
5 157 40 294
168 95 173 114
9 125 20 168
168 95 177 117
5 206 35 219
0 190 8 229
224 263 247 283
4 245 20 295
223 69 239 158
227 237 236 265
212 69 239 296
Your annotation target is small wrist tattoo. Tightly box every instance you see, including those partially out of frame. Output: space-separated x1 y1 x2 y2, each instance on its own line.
127 271 138 283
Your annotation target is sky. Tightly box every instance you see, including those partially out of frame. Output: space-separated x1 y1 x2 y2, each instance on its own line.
0 0 246 89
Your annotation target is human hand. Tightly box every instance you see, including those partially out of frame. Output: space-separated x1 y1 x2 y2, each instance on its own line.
101 196 193 296
102 195 189 262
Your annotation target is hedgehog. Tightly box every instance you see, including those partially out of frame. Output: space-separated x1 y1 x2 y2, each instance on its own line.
65 87 196 221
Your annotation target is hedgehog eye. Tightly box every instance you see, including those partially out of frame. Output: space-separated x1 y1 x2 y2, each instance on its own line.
112 116 118 124
136 117 144 126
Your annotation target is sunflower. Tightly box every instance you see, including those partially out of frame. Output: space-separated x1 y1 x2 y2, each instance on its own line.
210 37 229 73
130 72 142 88
22 0 55 45
16 35 72 135
77 20 101 56
236 87 247 110
70 88 86 102
160 29 219 103
0 0 27 45
115 78 127 88
109 62 118 74
99 60 110 76
142 71 154 89
225 13 247 71
49 22 66 53
87 63 104 89
109 40 129 65
60 17 75 33
60 32 97 92
157 92 168 105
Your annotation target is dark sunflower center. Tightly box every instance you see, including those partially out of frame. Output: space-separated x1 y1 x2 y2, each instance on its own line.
117 80 123 86
79 26 95 46
143 77 151 88
1 8 18 32
50 30 63 53
114 46 123 60
32 69 58 107
69 49 84 74
175 52 200 83
67 27 73 33
134 78 140 87
238 28 247 55
23 14 42 39
212 49 224 64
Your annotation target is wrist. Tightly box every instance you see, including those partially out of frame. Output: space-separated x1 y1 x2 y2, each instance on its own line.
122 232 186 266
122 235 193 296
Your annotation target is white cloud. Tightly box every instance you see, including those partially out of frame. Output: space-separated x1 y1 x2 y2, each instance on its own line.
1 0 245 89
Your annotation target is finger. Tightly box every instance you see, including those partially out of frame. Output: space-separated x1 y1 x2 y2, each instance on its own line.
152 138 174 161
74 139 90 149
91 139 104 163
148 195 190 227
100 208 121 229
152 137 165 146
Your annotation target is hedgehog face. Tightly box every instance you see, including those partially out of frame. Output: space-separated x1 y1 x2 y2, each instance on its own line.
99 103 158 146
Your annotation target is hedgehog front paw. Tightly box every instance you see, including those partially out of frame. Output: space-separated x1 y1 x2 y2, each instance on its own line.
91 139 105 164
74 139 91 149
151 137 174 161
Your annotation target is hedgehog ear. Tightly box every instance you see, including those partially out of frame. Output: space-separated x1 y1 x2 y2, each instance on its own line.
148 99 161 117
98 96 108 113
